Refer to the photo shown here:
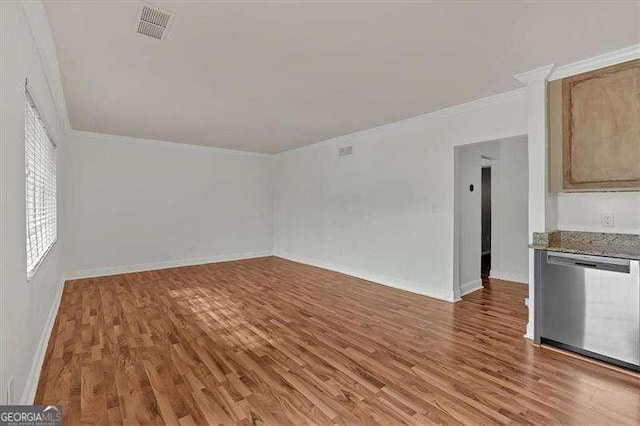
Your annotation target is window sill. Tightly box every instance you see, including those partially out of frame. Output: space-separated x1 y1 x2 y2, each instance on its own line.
27 239 57 283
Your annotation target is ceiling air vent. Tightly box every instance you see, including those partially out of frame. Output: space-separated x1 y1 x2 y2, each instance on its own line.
136 3 174 40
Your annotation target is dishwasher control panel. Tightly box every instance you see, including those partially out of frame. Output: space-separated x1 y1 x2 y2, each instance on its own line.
546 252 630 273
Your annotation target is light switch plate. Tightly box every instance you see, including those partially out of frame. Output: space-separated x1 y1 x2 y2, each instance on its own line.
601 212 614 228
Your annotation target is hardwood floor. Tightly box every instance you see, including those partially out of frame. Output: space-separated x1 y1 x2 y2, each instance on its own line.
36 257 639 424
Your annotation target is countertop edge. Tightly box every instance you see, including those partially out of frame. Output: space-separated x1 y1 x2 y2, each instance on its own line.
529 244 640 261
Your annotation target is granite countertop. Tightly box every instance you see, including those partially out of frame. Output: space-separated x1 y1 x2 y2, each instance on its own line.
529 230 640 261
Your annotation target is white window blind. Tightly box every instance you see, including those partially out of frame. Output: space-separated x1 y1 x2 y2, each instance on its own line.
25 90 57 278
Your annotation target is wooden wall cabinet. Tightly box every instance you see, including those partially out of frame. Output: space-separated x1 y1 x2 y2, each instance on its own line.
548 60 640 192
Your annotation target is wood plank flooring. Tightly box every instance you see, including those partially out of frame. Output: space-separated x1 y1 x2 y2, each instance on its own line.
35 257 640 424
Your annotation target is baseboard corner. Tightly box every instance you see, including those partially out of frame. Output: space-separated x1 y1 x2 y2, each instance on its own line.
459 279 483 297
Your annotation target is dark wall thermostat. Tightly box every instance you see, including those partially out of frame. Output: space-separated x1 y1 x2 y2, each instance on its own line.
469 184 474 192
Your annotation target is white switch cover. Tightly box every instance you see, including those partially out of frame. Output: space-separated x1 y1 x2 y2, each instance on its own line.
601 212 615 228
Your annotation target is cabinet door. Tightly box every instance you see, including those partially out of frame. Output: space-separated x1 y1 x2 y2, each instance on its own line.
562 59 640 190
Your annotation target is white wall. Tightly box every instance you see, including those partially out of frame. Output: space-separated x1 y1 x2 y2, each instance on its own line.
456 136 529 292
64 132 275 276
274 90 527 302
557 192 640 234
498 137 529 283
0 1 67 404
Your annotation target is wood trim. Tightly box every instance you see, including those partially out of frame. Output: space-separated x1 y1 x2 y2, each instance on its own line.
562 59 640 190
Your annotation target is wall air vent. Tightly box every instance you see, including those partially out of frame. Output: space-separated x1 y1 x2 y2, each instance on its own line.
338 146 353 157
136 3 174 40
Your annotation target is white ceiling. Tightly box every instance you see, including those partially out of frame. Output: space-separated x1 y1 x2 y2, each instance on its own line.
45 1 639 154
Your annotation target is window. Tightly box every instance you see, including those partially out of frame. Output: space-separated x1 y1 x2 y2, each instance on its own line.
25 90 56 278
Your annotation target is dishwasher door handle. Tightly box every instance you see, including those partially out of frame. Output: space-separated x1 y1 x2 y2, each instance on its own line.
574 261 599 268
546 252 630 273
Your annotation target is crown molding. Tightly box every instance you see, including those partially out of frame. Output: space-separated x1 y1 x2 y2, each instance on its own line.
549 44 640 81
426 86 527 119
74 87 526 158
278 87 527 155
21 0 71 131
514 64 555 85
67 129 274 158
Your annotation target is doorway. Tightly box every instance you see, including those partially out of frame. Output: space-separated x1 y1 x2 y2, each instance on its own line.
481 166 491 286
454 135 529 300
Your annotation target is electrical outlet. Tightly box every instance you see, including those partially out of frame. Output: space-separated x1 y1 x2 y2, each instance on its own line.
601 212 614 228
524 297 529 307
6 376 14 404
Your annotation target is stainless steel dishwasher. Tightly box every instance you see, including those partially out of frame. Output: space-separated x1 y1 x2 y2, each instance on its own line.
534 250 640 371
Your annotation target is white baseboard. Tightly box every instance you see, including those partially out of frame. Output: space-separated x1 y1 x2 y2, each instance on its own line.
490 270 528 285
18 251 272 404
21 251 456 404
525 321 534 341
459 279 483 297
64 251 273 280
275 252 456 302
20 276 65 405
